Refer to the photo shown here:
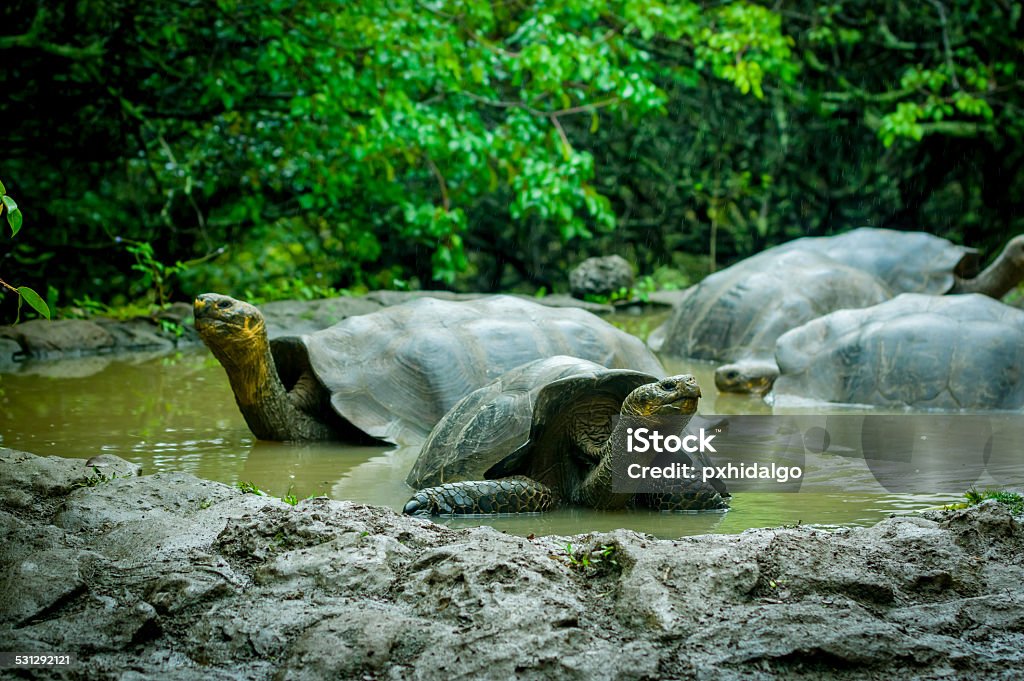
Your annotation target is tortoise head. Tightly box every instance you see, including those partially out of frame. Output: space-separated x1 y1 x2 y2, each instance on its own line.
621 374 701 419
194 293 268 359
714 360 779 395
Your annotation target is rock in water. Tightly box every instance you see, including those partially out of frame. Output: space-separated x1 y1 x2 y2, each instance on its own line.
570 255 635 299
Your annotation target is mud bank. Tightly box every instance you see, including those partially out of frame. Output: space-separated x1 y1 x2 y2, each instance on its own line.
1 448 1022 680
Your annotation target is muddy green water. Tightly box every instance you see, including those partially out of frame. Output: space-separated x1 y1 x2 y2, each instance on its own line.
2 322 1020 538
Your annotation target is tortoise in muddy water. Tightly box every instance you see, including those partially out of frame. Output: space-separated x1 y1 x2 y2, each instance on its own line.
648 250 891 393
403 356 728 515
194 294 665 445
773 293 1024 410
773 227 1024 298
650 231 1024 395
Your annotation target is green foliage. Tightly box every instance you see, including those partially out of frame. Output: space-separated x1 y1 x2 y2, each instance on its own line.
236 480 265 496
1 0 796 308
1 0 1020 309
73 469 125 488
562 542 620 571
963 488 1024 515
1 180 23 237
123 239 189 307
0 180 50 321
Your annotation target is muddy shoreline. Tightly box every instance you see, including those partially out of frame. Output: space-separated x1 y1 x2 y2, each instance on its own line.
1 447 1022 680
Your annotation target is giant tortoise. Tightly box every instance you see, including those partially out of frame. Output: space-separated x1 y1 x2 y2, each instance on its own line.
649 231 1024 394
403 355 727 515
773 293 1024 409
194 294 664 445
648 250 891 393
773 227 1024 298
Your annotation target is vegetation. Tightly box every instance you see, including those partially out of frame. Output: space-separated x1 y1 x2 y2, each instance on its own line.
1 0 1020 322
235 480 266 496
562 541 620 572
961 488 1024 515
73 469 126 488
0 180 49 321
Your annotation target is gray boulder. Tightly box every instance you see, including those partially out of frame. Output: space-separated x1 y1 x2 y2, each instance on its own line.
570 255 635 299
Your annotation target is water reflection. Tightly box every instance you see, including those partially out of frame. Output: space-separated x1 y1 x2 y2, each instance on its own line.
0 346 1019 539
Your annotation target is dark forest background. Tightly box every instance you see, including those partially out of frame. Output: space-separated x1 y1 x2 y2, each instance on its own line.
1 0 1021 321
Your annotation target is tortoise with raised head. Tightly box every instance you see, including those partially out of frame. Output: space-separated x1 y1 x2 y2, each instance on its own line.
773 293 1024 410
194 294 665 445
403 356 727 515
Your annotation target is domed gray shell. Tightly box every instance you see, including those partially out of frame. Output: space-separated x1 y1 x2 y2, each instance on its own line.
774 293 1024 409
648 250 891 362
406 356 655 488
281 296 664 446
772 227 977 295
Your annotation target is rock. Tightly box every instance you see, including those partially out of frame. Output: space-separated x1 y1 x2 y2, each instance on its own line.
0 448 140 513
0 337 22 369
0 314 201 362
569 255 635 299
95 318 176 352
0 319 114 357
2 448 1024 679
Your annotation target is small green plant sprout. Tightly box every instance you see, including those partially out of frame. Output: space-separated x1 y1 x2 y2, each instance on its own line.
73 469 123 488
564 542 592 569
235 480 265 495
562 542 620 571
282 485 300 506
962 488 1024 515
597 543 619 566
0 179 50 321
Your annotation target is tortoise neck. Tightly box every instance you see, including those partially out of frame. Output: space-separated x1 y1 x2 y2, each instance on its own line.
574 413 692 510
209 324 333 441
952 241 1024 299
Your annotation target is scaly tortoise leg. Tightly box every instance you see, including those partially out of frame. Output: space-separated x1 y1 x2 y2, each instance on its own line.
633 476 730 512
403 476 556 515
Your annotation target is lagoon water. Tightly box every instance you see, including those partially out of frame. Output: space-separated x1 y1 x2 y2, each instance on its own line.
2 317 1021 538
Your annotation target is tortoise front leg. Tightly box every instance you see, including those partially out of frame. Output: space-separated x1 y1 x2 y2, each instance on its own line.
403 476 556 515
633 477 730 512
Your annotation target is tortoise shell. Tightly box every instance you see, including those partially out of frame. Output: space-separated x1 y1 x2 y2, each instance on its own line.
773 293 1024 409
648 250 891 362
273 296 664 445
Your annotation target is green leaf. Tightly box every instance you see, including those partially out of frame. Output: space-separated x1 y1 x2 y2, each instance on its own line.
0 179 6 195
17 286 51 319
2 195 16 214
8 208 22 237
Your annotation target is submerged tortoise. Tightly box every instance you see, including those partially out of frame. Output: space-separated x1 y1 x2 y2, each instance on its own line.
649 231 1024 394
648 250 891 394
773 293 1024 409
403 355 727 515
194 294 664 445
